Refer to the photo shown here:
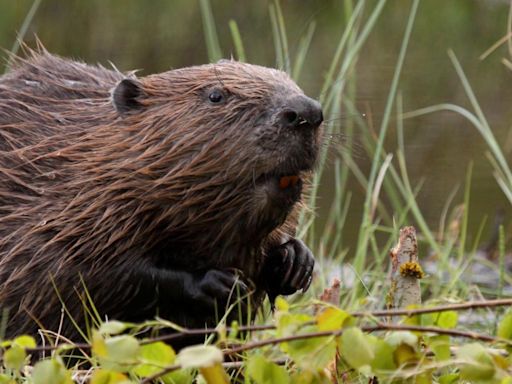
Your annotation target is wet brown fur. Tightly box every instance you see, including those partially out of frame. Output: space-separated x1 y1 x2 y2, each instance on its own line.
0 47 319 341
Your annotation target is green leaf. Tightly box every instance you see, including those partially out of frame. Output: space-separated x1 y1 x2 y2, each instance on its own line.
316 307 351 331
393 343 418 366
385 331 418 348
370 338 396 371
286 332 336 371
276 312 313 339
498 310 512 340
434 311 458 329
92 332 140 372
177 345 223 369
3 345 26 371
98 321 131 335
415 372 433 384
105 336 140 370
32 359 72 384
429 335 450 361
290 370 331 384
161 369 194 384
438 373 459 384
12 335 36 349
339 327 374 372
493 353 510 370
133 341 176 377
228 320 239 339
199 363 229 384
92 331 108 357
403 305 433 327
456 343 496 381
386 329 419 366
247 355 290 384
403 314 421 326
90 369 131 384
275 297 289 312
0 374 13 384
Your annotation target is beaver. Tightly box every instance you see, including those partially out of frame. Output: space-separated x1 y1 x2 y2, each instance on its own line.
0 47 322 344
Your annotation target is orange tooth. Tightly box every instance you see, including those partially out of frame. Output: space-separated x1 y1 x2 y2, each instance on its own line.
279 176 291 189
279 175 299 189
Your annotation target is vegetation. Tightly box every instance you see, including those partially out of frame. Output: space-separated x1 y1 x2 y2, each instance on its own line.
1 0 511 383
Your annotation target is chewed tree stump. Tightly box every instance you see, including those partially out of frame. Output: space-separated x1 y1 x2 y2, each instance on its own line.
387 226 424 309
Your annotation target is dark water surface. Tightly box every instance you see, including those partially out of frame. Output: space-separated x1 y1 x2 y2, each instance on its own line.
1 0 510 254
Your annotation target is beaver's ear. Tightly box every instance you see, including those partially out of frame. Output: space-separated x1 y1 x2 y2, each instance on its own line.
112 78 145 114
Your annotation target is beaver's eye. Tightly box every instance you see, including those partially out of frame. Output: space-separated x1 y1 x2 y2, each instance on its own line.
208 89 224 104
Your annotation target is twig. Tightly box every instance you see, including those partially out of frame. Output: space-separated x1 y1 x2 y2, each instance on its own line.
363 323 506 344
351 298 512 318
140 363 180 384
225 323 508 355
139 323 275 345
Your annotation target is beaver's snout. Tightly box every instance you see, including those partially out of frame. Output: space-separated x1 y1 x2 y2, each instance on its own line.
253 94 323 217
277 96 323 131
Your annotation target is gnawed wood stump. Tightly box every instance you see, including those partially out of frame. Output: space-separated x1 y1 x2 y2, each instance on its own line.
387 226 424 310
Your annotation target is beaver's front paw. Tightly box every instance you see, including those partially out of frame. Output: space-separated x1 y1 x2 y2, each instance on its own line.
187 269 250 311
262 238 315 303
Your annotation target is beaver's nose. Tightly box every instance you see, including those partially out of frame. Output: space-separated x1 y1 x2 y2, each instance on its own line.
279 96 323 129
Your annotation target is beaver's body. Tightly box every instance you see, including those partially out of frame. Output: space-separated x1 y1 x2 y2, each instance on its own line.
0 49 322 343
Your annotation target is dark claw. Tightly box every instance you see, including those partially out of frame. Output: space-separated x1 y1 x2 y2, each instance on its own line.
281 248 294 285
260 238 315 300
297 265 312 291
288 241 310 289
303 275 313 292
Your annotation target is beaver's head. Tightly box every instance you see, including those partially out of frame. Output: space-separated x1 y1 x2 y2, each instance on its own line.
111 60 323 257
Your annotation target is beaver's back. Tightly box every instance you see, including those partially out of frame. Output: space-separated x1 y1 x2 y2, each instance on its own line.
0 51 123 149
0 52 124 236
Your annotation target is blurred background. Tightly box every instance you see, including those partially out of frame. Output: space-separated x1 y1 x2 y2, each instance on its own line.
0 0 510 254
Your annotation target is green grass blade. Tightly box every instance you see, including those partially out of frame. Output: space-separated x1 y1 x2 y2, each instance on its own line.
498 225 505 298
291 21 316 82
199 0 223 62
273 0 290 73
269 3 284 70
318 0 365 100
448 50 512 187
457 163 473 263
5 0 42 72
404 102 512 205
228 20 246 62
